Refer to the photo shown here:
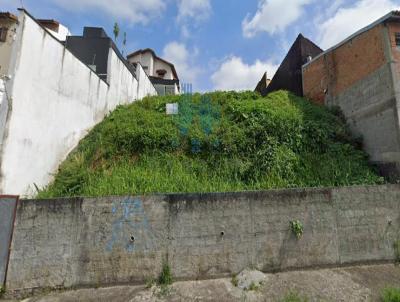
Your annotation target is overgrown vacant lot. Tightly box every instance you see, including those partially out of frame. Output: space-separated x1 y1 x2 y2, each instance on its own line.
39 90 383 198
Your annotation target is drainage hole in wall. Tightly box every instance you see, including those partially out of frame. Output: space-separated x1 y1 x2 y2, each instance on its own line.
220 231 225 236
130 236 135 242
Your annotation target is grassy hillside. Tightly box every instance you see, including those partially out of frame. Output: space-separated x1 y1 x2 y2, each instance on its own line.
38 90 383 198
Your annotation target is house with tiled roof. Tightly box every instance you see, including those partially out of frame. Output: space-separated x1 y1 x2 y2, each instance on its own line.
127 48 180 95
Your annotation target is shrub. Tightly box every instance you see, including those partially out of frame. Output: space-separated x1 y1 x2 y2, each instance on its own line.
381 287 400 302
38 90 384 198
158 263 173 286
247 281 260 291
281 292 309 302
290 220 304 239
394 240 400 263
231 275 239 287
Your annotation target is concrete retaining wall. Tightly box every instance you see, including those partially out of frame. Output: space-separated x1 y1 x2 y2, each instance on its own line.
0 10 157 196
4 185 400 296
302 22 400 179
327 64 400 170
0 196 17 287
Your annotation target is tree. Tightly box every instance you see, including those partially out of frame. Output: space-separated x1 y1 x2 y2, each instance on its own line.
122 32 127 55
113 22 120 43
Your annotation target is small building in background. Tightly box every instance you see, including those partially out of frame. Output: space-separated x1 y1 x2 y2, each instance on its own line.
256 34 322 97
65 27 137 82
38 19 71 41
0 12 18 75
302 11 400 180
127 48 180 95
255 72 271 94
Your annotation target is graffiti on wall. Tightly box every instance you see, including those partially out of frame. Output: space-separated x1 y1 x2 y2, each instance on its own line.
106 197 155 253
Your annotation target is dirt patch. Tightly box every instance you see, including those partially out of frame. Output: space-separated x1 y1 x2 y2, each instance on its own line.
7 264 400 302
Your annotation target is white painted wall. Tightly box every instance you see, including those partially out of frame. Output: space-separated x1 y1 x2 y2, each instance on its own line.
0 11 156 196
153 59 174 80
136 62 157 99
129 52 175 80
129 52 154 76
0 78 9 155
174 82 180 94
46 23 71 41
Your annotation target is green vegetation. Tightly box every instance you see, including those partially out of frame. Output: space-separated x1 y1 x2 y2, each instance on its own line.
394 240 400 264
281 292 309 302
381 287 400 302
145 277 156 289
231 275 239 287
158 263 173 286
113 22 119 42
247 281 260 291
290 220 304 239
38 90 384 198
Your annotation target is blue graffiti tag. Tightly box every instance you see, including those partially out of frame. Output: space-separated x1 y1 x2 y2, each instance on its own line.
106 197 155 253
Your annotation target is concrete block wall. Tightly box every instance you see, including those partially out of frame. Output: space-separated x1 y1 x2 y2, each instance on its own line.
4 185 400 297
0 196 18 287
0 10 157 196
302 22 400 178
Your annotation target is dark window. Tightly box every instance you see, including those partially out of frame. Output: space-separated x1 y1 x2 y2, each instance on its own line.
395 33 400 48
0 28 8 42
156 69 167 77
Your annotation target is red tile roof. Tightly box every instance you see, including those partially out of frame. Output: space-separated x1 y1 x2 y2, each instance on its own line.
0 12 18 22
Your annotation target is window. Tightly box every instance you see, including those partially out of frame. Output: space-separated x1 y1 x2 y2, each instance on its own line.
395 33 400 49
0 28 8 42
156 69 167 78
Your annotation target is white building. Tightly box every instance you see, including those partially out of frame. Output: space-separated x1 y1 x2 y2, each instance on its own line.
37 19 71 41
0 9 157 196
127 48 180 95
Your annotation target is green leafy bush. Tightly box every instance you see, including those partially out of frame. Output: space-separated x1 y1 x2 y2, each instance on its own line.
281 292 309 302
38 90 384 198
247 281 260 291
290 220 304 239
231 275 239 287
394 240 400 263
381 287 400 302
158 263 173 286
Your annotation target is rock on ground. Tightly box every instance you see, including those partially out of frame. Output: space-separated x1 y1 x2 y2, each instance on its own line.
235 269 267 290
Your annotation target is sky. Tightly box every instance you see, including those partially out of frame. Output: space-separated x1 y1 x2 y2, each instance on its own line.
1 0 400 92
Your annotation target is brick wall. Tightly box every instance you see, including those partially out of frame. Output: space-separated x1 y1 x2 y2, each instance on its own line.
4 185 400 297
302 23 400 176
303 24 387 103
388 22 400 82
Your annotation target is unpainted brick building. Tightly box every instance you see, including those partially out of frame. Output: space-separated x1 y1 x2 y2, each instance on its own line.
303 11 400 178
